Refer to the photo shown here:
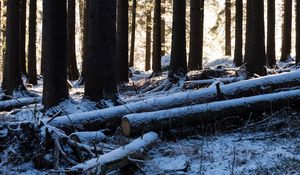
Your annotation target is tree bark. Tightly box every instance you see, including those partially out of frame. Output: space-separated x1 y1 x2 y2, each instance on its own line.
169 0 187 80
152 0 162 76
267 0 276 67
48 71 300 134
84 0 117 101
2 0 23 95
296 0 300 65
19 0 27 75
122 89 300 137
42 0 69 109
145 5 151 71
280 0 292 62
117 0 129 82
0 97 42 111
67 0 79 81
225 0 231 56
233 0 243 67
27 0 37 85
188 0 204 70
80 0 89 81
244 0 266 76
129 0 136 67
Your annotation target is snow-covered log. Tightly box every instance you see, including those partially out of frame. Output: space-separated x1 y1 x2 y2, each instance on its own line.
184 76 246 89
69 130 107 145
121 89 300 136
49 71 300 134
69 132 158 175
0 97 42 111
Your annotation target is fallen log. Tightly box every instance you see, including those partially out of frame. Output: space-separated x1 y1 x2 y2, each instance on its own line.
68 132 158 175
184 76 246 89
69 130 107 145
48 71 300 134
0 97 42 111
121 89 300 137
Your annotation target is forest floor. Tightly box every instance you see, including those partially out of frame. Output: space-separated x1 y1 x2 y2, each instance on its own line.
1 57 300 175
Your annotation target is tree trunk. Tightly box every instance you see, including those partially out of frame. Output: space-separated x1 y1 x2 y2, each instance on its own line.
296 0 300 65
42 0 69 109
129 0 136 67
27 0 37 85
69 132 158 175
188 0 204 70
49 71 300 134
152 0 162 76
67 0 79 81
267 0 276 67
169 0 187 80
80 0 89 81
117 0 129 82
145 5 151 71
233 0 243 66
244 0 266 76
122 89 300 137
19 0 27 75
84 0 117 101
225 0 231 56
280 0 292 62
2 0 23 95
161 0 166 56
0 97 41 111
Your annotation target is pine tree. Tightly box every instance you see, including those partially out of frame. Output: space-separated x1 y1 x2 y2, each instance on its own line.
19 0 27 75
280 0 292 62
152 0 162 76
225 0 231 56
233 0 243 67
245 0 266 76
129 0 137 67
145 3 152 71
42 0 69 109
85 0 117 101
81 0 89 81
267 0 276 67
27 0 37 85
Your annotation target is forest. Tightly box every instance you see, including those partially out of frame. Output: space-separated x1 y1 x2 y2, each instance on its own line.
0 0 300 174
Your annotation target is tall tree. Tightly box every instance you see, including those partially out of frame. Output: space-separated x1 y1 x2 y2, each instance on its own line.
80 0 89 81
296 0 300 65
188 0 204 70
245 0 266 76
152 0 162 76
67 0 79 80
117 0 129 82
42 0 69 109
225 0 231 56
27 0 37 85
85 0 117 101
161 0 166 56
145 4 152 71
233 0 243 66
280 0 292 62
2 0 23 95
169 0 187 80
129 0 137 67
267 0 276 67
19 0 27 75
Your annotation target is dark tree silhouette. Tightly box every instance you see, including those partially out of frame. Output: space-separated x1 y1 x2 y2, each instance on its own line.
161 0 166 56
152 0 162 76
81 0 89 81
267 0 276 67
189 0 204 70
233 0 243 67
67 0 79 80
145 4 151 71
20 0 27 75
225 0 231 56
280 0 292 62
117 0 129 82
296 0 300 65
2 0 23 95
42 0 69 109
85 0 117 101
244 0 266 76
169 0 187 80
129 0 137 67
27 0 37 85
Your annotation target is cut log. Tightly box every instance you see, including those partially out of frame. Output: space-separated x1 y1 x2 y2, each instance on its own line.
0 97 42 111
121 89 300 137
69 130 106 145
69 132 158 175
48 71 300 134
184 76 246 89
